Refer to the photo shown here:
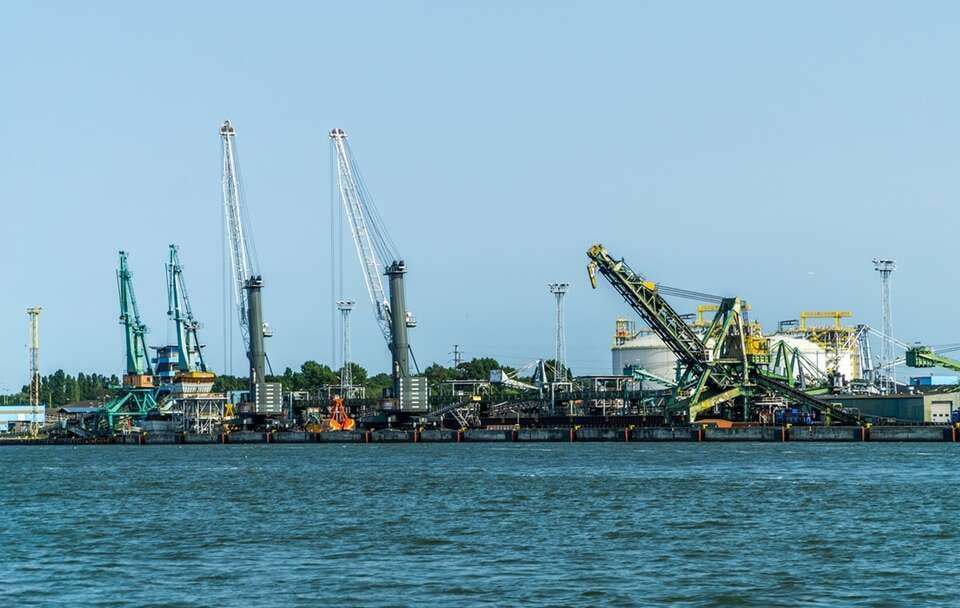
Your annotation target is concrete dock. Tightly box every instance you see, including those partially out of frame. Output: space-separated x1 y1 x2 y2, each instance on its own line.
6 425 960 445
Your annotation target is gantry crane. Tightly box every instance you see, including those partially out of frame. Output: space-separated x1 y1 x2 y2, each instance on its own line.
98 251 159 432
330 128 425 413
220 120 270 411
167 244 215 383
587 244 858 424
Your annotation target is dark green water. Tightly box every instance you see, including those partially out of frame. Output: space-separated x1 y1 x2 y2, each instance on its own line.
1 444 957 607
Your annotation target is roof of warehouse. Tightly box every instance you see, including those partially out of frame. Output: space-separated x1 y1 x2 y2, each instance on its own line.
59 405 101 414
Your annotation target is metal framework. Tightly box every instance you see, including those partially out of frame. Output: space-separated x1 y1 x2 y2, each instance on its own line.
330 128 418 407
548 283 569 382
176 395 227 434
905 346 960 373
220 120 257 348
220 121 269 410
167 244 207 373
99 252 158 432
329 128 394 344
337 300 355 393
117 251 153 380
873 259 896 393
587 244 859 424
27 307 41 436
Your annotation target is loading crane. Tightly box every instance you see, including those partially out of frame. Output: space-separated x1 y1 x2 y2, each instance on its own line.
98 251 159 432
167 244 216 387
330 129 425 413
220 120 271 411
905 346 960 373
587 244 859 424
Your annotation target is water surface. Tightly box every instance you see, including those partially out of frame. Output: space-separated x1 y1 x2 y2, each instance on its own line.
1 443 956 606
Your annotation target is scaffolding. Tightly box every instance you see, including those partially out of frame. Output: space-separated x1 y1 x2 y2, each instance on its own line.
173 394 227 434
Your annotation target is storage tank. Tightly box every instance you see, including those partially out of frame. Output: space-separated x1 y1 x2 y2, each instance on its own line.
612 330 677 386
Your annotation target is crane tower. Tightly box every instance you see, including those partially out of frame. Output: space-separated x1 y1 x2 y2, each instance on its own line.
337 300 355 393
118 251 154 387
220 120 271 411
873 258 896 394
548 283 569 382
94 251 160 433
329 128 424 412
27 307 41 436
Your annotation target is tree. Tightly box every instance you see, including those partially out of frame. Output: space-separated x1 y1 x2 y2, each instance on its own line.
300 361 338 389
337 362 368 386
424 363 456 390
365 373 393 398
457 357 502 381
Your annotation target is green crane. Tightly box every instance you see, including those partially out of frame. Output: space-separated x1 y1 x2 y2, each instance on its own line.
587 244 858 425
97 251 158 433
905 346 960 373
118 250 153 382
167 244 207 374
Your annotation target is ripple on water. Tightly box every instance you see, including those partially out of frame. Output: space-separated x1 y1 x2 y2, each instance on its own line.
1 443 958 607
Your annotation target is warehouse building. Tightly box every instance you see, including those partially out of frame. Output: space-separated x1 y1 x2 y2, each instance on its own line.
826 390 960 423
0 404 46 433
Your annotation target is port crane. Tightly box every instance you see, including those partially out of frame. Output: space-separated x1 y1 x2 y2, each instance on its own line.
905 346 960 374
220 120 270 410
587 244 858 424
330 129 423 412
167 244 209 375
98 251 159 431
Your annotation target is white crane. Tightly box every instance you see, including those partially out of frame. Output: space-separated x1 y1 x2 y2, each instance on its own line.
220 120 258 348
330 129 416 397
329 128 396 344
220 120 269 409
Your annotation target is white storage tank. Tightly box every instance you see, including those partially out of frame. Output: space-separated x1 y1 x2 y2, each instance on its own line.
612 330 677 387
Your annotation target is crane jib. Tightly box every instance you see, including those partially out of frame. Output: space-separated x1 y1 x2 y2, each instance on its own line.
588 245 708 366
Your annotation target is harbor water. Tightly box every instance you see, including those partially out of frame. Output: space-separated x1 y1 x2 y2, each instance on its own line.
1 443 957 606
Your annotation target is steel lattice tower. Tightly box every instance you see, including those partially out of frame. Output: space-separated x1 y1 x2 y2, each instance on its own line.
337 300 355 392
873 259 896 394
548 283 569 382
27 307 41 435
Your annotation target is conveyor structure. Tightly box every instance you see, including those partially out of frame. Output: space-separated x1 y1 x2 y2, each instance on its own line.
587 244 859 424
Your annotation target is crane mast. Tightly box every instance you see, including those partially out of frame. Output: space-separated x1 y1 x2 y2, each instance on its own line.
167 244 207 373
330 128 417 406
220 120 255 346
329 129 393 343
117 251 154 387
219 120 268 409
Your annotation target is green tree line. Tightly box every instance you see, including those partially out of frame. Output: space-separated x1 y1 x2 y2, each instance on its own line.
2 370 121 407
0 356 565 407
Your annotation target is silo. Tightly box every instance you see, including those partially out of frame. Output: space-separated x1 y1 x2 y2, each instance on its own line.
612 331 678 386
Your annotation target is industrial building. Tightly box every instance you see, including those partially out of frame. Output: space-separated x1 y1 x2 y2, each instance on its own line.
0 405 45 433
827 390 959 423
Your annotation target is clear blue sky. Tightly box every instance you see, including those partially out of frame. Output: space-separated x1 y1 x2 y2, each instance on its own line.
1 1 957 389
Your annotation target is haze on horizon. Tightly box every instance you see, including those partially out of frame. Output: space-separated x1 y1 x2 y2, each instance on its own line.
1 2 958 391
